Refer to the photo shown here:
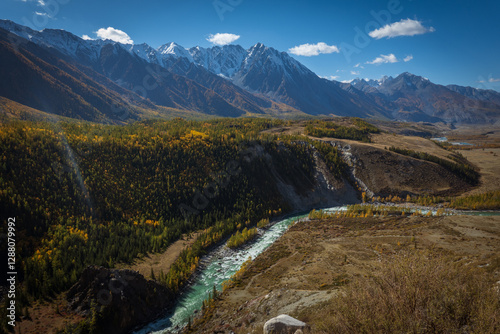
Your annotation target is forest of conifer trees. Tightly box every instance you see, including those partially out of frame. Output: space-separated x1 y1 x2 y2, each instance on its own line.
0 118 350 315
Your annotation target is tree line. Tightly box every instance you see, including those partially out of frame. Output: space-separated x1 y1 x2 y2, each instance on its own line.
304 118 380 143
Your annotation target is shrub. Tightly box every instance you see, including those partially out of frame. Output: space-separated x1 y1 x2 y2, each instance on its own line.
226 227 257 249
449 190 500 210
310 251 500 333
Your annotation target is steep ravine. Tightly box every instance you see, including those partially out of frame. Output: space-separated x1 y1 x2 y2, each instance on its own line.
271 143 359 211
332 141 374 198
66 144 360 334
65 139 476 334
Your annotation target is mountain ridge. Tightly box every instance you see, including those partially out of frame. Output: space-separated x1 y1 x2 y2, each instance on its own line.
1 19 500 124
344 73 500 123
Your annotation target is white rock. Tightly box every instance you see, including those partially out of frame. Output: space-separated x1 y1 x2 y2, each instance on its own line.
263 314 308 334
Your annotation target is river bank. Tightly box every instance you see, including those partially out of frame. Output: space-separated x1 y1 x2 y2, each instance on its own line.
134 210 317 334
135 203 500 334
187 214 500 333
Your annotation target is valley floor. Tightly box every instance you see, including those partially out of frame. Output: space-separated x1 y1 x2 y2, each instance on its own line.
10 119 500 333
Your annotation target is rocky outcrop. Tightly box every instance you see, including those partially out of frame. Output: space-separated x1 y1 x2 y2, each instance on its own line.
334 141 374 198
263 314 309 334
66 265 175 334
269 142 359 212
346 143 473 197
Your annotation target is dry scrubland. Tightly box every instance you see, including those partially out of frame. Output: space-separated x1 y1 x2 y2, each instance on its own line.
445 124 500 196
189 214 500 333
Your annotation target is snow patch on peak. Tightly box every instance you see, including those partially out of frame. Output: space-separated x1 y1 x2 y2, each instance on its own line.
0 20 38 42
155 42 194 67
158 42 188 55
0 20 107 61
129 43 158 63
379 75 392 83
188 44 247 77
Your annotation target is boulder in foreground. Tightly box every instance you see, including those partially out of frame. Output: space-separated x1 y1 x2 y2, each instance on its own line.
263 314 309 334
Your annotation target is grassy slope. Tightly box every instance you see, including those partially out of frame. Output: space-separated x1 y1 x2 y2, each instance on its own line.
0 96 216 124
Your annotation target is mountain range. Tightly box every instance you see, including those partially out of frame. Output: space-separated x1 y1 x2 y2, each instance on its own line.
1 19 500 124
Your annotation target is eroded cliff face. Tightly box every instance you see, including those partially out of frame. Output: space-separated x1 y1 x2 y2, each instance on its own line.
341 142 473 197
252 142 361 212
272 137 473 211
270 145 359 212
240 137 473 215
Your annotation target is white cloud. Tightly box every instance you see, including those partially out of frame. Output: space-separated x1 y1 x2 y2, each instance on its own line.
18 0 45 4
403 55 413 62
351 70 360 75
207 33 240 46
35 11 49 16
479 77 500 83
320 75 340 81
96 27 134 44
82 35 94 41
369 19 435 39
354 63 364 69
366 53 399 65
18 0 46 4
289 42 339 56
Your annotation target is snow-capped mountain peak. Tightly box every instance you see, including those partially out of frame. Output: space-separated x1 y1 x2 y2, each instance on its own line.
188 44 247 77
379 75 393 84
241 43 312 78
0 20 37 40
157 42 190 57
0 19 114 61
2 19 500 124
129 43 159 63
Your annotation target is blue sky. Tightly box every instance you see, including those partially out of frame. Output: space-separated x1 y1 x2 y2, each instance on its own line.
2 0 499 90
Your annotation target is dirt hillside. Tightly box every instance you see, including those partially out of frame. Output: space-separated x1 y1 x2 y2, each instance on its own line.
346 142 472 196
